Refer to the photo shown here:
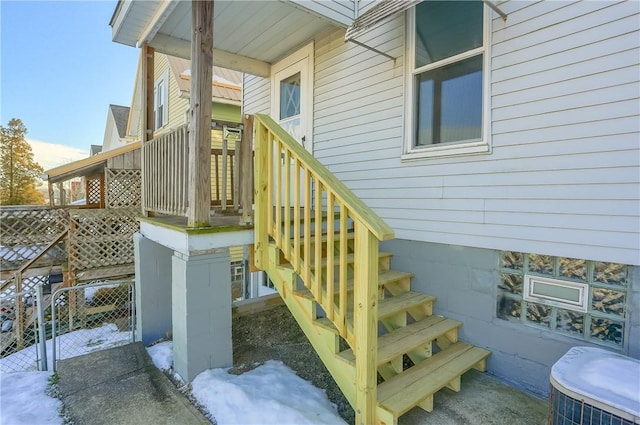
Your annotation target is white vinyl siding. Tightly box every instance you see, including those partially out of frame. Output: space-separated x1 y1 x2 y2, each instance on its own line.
242 1 640 266
244 1 640 265
243 74 270 115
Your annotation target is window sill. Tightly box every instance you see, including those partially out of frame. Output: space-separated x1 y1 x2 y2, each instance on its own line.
401 140 490 161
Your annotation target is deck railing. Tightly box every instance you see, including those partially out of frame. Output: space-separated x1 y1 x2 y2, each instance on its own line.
252 114 394 423
142 124 253 220
142 125 189 216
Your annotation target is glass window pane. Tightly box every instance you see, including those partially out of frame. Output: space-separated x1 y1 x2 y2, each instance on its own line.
528 254 554 276
593 262 627 286
280 73 301 120
557 309 584 336
559 258 587 281
526 302 551 328
415 1 483 68
497 296 521 321
499 273 523 295
592 288 626 317
415 55 482 146
590 317 623 345
500 251 524 271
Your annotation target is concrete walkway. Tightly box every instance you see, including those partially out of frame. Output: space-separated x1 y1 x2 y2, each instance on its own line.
56 342 209 425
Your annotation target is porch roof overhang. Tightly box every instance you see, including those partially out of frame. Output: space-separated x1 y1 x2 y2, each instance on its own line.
43 142 142 184
110 1 349 78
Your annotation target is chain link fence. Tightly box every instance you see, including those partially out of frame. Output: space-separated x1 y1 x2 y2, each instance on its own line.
0 279 135 374
0 289 45 373
51 280 135 371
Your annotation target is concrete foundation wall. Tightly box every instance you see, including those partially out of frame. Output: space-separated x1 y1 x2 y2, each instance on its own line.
134 233 173 345
381 239 639 397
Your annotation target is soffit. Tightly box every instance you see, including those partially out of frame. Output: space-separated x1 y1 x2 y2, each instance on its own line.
112 1 341 75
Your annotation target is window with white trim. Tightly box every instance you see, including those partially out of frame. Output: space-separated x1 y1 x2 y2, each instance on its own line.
405 1 489 159
154 70 169 130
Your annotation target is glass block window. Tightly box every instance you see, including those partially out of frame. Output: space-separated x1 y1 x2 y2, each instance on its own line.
498 252 629 347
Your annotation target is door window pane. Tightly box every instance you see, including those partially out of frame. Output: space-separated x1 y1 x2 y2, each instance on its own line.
280 73 301 120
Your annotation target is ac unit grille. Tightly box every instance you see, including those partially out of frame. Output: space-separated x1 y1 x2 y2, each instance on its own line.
550 385 636 425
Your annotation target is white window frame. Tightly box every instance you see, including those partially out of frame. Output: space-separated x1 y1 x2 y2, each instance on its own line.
154 69 169 131
523 275 589 313
402 4 492 161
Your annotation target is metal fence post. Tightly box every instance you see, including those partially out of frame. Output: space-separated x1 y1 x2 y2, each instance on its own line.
35 283 48 371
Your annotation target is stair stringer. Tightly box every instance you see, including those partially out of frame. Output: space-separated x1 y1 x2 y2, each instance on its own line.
263 245 357 408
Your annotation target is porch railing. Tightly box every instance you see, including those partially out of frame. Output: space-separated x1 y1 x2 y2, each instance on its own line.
142 125 189 216
142 124 253 220
252 113 394 422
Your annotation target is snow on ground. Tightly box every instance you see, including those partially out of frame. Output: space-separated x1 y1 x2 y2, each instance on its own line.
0 371 62 425
0 323 132 373
192 361 346 424
1 336 345 425
149 341 346 424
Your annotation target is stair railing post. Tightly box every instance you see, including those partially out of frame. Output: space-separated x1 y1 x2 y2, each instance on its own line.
253 121 269 270
353 222 378 425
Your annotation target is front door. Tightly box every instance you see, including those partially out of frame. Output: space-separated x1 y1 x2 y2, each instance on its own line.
271 43 314 207
272 42 313 152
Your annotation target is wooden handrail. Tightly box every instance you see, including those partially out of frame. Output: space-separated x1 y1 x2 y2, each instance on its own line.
253 113 391 424
254 114 394 241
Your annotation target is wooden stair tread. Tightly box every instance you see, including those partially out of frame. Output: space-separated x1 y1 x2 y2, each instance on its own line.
306 232 355 243
315 251 392 268
338 315 461 366
378 291 436 320
378 342 491 416
295 270 413 300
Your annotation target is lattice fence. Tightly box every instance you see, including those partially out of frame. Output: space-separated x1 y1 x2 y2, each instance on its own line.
0 207 68 271
68 208 139 272
87 176 102 206
106 169 142 209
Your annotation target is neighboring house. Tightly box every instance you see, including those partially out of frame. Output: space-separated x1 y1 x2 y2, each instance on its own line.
101 104 130 152
127 52 242 139
90 144 103 156
111 1 640 423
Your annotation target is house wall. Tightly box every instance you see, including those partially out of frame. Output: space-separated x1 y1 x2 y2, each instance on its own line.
244 0 640 267
381 238 640 397
242 0 640 395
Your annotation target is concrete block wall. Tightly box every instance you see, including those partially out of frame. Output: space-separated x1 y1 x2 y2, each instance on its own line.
382 239 639 398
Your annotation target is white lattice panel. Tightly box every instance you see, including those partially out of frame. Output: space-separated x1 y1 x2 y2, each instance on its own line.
68 208 139 271
106 169 141 209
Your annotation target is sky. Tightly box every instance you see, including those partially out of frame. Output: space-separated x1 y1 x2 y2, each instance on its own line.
1 331 346 424
0 1 140 168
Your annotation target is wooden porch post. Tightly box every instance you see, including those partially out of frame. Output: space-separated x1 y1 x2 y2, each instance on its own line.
141 44 154 216
48 182 55 207
187 0 213 227
58 182 65 206
239 114 254 224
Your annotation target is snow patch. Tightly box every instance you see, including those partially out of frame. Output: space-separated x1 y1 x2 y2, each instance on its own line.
0 371 62 425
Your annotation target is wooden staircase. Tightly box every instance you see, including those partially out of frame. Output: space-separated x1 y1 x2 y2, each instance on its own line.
252 114 490 425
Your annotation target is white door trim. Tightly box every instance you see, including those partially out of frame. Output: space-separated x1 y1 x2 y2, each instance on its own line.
270 42 314 154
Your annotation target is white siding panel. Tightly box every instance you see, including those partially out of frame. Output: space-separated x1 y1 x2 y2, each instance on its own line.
243 74 270 115
241 1 640 265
